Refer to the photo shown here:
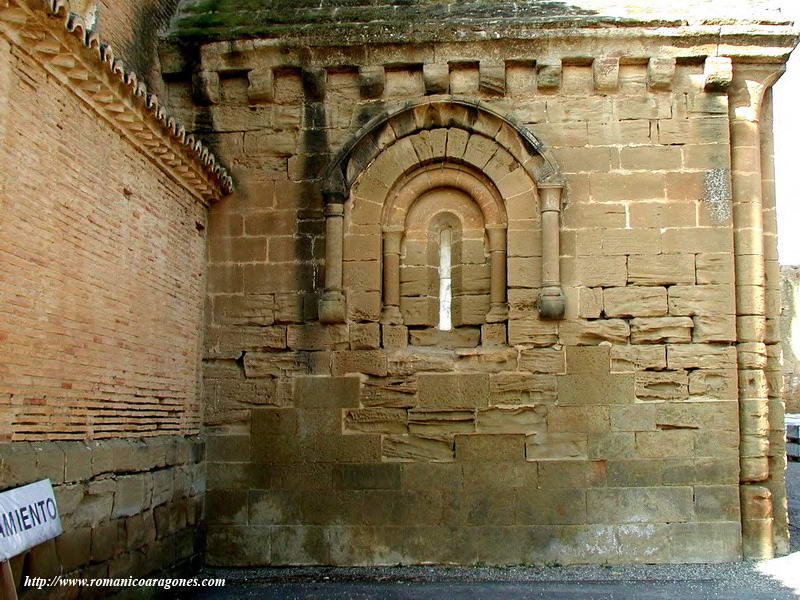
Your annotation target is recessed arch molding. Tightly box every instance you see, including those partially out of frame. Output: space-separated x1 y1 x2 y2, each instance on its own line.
318 97 567 326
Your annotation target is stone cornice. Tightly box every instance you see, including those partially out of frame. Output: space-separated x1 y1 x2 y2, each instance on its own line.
0 0 233 203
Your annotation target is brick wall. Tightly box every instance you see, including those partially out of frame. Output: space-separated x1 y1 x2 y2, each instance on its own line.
0 40 208 442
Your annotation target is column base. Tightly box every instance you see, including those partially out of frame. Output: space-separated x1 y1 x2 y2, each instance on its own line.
319 291 346 324
380 305 404 325
485 303 509 323
538 287 565 320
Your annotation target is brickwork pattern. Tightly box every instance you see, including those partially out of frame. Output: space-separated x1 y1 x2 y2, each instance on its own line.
0 37 208 441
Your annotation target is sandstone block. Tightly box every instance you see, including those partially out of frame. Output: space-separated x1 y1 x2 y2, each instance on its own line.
350 322 381 350
271 526 329 565
417 373 489 409
479 61 506 95
113 475 147 519
587 487 694 524
610 345 667 372
669 522 741 562
537 60 562 90
696 253 734 284
604 286 667 318
384 435 454 462
408 410 475 434
519 348 566 374
476 406 546 434
588 432 637 460
539 460 608 488
206 526 272 566
243 352 309 378
661 228 731 254
575 256 627 287
359 66 385 98
648 57 676 90
578 287 603 319
689 369 738 400
577 229 661 257
693 314 736 343
593 57 619 91
667 344 737 370
287 324 348 351
635 371 689 401
548 406 610 433
508 319 559 347
630 317 693 344
410 327 480 349
558 372 635 405
382 324 408 349
628 255 695 285
481 323 507 346
455 433 525 462
490 372 557 405
526 432 588 461
333 464 401 490
344 408 408 435
294 376 360 408
616 96 671 120
668 285 735 316
332 350 388 377
703 57 733 91
559 319 630 345
402 463 462 488
400 296 438 327
452 295 492 327
636 430 695 458
516 489 587 525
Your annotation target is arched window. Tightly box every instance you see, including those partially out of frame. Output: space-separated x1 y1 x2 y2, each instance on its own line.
438 228 452 331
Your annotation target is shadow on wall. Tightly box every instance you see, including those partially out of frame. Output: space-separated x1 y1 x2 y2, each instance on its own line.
781 266 800 413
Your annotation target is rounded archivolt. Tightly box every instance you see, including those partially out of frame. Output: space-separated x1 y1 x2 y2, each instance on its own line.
321 96 563 202
318 98 566 326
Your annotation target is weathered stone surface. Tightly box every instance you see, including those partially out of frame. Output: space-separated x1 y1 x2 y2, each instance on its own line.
408 410 475 434
604 287 667 318
668 285 735 317
476 406 545 434
490 372 557 405
526 432 587 460
417 373 489 409
344 408 408 434
628 255 695 285
383 435 454 462
559 319 630 345
635 371 689 401
587 487 694 524
630 317 694 344
455 434 526 462
667 345 737 370
611 345 667 372
558 372 635 405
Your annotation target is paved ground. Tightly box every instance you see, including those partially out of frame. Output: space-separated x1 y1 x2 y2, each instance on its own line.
181 462 800 600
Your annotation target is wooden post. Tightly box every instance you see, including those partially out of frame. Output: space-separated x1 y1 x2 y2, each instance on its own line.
0 560 18 600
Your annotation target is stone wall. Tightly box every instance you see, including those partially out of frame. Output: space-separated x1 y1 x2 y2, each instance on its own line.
172 29 793 563
1 436 205 598
781 266 800 414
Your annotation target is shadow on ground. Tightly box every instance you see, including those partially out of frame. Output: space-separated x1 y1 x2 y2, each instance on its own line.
180 463 800 600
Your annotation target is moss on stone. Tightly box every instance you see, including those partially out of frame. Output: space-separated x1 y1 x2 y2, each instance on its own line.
166 0 789 45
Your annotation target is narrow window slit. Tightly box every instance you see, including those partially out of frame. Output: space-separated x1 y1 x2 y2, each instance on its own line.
439 227 452 331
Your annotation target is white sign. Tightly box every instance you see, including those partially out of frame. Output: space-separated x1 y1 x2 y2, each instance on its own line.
0 480 62 561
